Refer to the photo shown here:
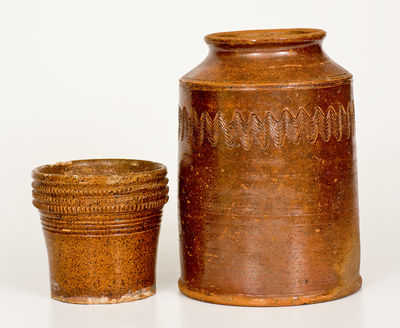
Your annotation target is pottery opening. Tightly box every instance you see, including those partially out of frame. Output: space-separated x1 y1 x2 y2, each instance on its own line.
33 159 165 178
205 28 326 47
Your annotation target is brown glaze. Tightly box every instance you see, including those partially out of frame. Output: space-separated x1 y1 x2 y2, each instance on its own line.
178 29 361 306
32 159 168 304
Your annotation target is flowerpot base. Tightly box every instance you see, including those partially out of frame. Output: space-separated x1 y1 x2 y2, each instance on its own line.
178 276 362 307
51 285 155 305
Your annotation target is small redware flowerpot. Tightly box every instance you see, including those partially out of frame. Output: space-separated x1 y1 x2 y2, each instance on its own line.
32 159 168 304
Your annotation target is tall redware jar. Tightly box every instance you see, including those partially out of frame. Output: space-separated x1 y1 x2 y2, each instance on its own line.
178 29 361 306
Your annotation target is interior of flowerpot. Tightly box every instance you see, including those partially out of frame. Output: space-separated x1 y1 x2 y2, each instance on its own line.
35 159 165 178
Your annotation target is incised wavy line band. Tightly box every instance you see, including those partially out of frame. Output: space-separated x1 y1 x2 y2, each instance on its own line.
179 103 355 149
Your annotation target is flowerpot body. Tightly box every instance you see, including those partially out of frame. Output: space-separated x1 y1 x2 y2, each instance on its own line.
178 29 361 306
32 159 168 304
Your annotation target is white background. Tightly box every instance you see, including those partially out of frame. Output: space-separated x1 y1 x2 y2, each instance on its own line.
1 0 399 327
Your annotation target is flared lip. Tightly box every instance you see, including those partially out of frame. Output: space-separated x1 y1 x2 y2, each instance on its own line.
32 159 167 184
205 28 326 46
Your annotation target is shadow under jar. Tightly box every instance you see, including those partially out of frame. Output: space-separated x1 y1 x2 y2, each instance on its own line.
178 28 361 306
32 159 168 304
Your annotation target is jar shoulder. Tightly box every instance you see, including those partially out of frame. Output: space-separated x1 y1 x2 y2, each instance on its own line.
181 50 352 89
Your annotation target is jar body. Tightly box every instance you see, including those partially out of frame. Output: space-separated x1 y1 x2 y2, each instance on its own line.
178 29 361 306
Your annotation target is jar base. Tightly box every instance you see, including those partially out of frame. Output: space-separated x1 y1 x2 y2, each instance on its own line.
178 276 362 307
51 285 155 304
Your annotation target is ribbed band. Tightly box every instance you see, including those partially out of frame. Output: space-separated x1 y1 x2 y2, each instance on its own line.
32 159 168 236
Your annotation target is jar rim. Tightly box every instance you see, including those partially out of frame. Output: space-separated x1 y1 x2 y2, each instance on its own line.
205 28 326 46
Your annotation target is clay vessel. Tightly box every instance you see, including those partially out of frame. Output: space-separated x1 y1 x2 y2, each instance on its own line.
178 29 361 306
32 159 168 304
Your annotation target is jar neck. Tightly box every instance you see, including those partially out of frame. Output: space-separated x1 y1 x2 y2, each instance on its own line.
207 40 324 59
204 28 326 60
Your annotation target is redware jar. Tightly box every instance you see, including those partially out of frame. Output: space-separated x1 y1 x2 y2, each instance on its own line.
178 28 361 306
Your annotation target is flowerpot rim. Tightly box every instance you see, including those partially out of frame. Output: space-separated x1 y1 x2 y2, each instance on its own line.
32 159 167 185
205 28 326 46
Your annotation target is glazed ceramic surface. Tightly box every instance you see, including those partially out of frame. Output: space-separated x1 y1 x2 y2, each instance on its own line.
178 29 361 306
32 159 168 304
